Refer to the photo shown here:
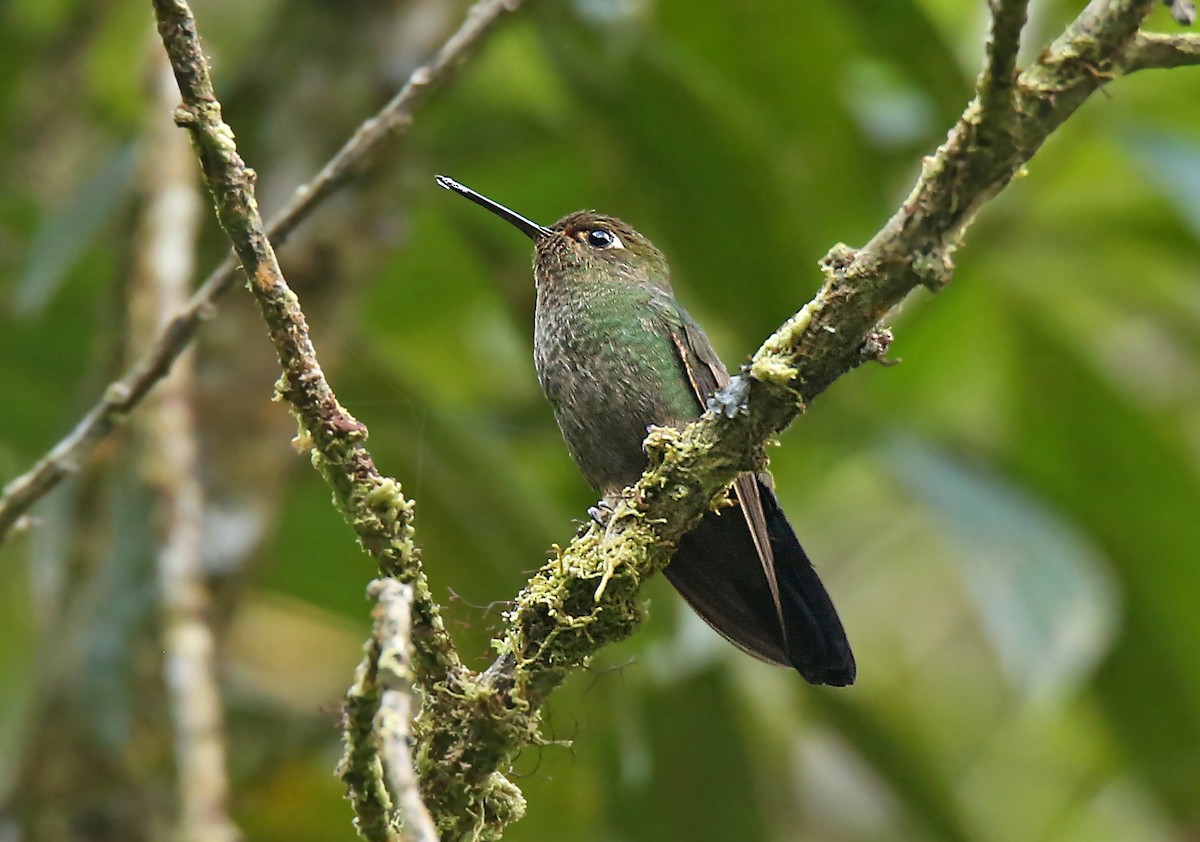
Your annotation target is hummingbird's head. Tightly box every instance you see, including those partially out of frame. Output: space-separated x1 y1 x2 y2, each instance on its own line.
535 211 670 291
435 175 670 291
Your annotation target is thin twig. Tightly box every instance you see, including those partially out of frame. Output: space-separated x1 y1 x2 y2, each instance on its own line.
373 580 439 842
0 0 527 543
134 46 238 842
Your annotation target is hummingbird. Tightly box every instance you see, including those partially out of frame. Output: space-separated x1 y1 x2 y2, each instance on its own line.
436 175 855 686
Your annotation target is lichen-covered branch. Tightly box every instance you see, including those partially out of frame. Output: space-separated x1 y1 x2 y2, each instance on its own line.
374 581 439 842
341 580 437 842
746 0 1177 411
341 613 401 841
0 0 527 544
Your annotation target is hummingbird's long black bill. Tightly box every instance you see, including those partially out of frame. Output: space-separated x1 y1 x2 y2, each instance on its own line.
435 175 552 240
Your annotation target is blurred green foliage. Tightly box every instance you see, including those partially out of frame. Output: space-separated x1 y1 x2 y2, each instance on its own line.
1 1 1199 840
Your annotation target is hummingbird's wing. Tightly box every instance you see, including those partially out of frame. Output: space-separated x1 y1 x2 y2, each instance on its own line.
658 300 856 686
664 317 788 630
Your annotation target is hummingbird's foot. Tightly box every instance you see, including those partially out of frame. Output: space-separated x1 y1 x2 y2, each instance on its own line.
590 500 622 601
574 500 615 537
708 372 752 419
587 500 615 527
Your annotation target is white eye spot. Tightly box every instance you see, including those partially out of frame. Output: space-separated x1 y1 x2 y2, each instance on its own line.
585 228 624 249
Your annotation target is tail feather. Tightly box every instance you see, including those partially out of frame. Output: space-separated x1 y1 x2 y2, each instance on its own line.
758 482 855 685
663 478 855 686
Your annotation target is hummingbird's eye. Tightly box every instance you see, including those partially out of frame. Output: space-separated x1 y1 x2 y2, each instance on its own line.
585 228 623 250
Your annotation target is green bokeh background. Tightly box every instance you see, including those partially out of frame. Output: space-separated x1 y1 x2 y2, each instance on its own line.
1 1 1199 840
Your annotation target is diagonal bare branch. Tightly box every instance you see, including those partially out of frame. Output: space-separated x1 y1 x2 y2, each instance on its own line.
0 0 528 544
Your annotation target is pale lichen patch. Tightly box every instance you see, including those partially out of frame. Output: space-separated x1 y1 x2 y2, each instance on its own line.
750 302 815 385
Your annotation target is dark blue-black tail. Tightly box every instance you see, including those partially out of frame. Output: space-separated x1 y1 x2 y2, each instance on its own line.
757 480 855 685
664 477 855 686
